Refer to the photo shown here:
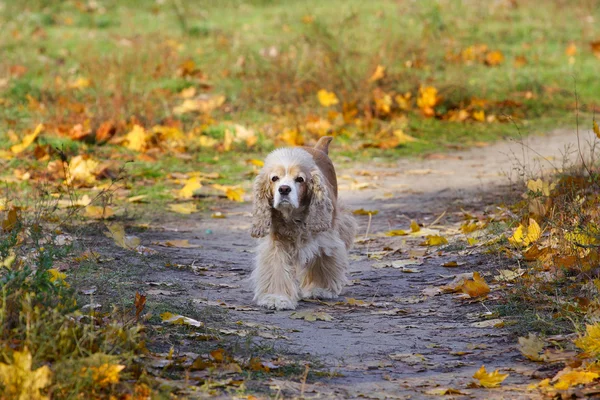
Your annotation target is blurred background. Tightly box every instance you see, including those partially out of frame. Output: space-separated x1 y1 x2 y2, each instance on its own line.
0 0 599 200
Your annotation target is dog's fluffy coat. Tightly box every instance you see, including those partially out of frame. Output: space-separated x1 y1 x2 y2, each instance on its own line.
250 137 356 310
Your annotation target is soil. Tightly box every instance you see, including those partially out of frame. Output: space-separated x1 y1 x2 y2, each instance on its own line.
76 128 588 399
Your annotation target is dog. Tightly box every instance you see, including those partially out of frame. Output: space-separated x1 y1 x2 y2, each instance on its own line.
250 136 357 310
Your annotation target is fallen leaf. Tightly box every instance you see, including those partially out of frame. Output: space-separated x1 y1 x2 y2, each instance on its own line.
575 323 600 357
353 208 379 216
290 311 333 322
124 125 149 152
566 43 577 56
509 218 541 247
420 235 448 246
85 205 115 219
424 388 466 396
10 124 43 154
386 229 408 236
485 50 504 66
554 369 599 390
104 223 141 250
460 272 490 298
471 319 504 328
160 312 203 327
0 347 51 400
317 89 339 107
157 239 201 248
594 120 599 139
173 95 225 115
368 65 386 82
178 177 202 199
168 203 198 214
473 365 509 388
518 333 544 361
134 292 146 321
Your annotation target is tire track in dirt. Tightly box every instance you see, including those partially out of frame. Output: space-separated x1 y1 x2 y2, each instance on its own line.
136 129 584 398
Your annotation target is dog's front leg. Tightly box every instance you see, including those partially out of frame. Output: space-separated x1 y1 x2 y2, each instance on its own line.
252 239 299 310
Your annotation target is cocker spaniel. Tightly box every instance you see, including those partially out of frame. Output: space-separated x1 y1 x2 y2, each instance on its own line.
250 136 357 310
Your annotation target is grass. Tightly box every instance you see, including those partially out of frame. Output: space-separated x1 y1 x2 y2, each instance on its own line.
1 0 599 207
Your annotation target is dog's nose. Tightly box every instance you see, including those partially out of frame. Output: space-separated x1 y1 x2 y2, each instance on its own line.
278 185 291 195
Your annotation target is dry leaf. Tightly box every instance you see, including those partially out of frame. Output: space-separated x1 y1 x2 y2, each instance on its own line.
553 369 599 390
168 203 198 214
178 177 202 199
160 312 203 327
157 239 201 248
473 365 509 388
368 65 386 82
353 208 379 216
518 333 544 361
0 347 51 400
85 205 115 219
460 272 490 298
509 218 541 247
420 235 448 246
290 311 333 322
317 89 339 107
10 124 43 154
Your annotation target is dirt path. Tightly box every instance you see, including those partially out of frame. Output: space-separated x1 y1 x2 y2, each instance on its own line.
110 128 588 398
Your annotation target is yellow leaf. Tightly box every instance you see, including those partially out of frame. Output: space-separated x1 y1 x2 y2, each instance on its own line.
593 120 600 139
0 347 51 400
460 272 490 298
368 65 386 82
554 370 599 390
461 221 481 233
278 129 304 146
575 324 600 357
168 203 198 214
66 155 99 186
410 220 420 233
472 110 485 122
518 333 544 361
124 125 149 152
10 124 43 154
127 195 148 203
198 135 218 148
48 269 69 287
417 86 440 117
393 129 418 144
173 95 225 115
248 159 264 167
158 239 201 248
353 208 379 216
473 365 509 388
317 89 339 107
211 184 245 202
104 223 141 250
509 218 541 247
386 229 408 236
178 177 202 199
160 312 203 327
85 205 114 219
467 237 479 246
211 212 226 219
86 363 125 388
566 43 577 56
420 235 448 246
485 50 504 66
68 77 91 89
395 92 412 110
290 311 333 321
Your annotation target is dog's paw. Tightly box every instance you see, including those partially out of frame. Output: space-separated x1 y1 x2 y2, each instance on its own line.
256 294 296 310
301 287 338 300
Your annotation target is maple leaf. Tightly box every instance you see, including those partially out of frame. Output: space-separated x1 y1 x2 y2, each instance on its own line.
553 369 599 390
575 323 600 357
124 125 149 152
10 124 43 154
317 89 339 107
0 347 52 400
461 272 490 298
472 365 509 388
508 218 541 247
518 333 544 361
368 64 386 82
85 363 125 388
178 177 202 199
420 235 448 246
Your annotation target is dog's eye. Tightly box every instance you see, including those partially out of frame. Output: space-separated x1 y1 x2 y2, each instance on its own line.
295 177 304 183
271 176 279 182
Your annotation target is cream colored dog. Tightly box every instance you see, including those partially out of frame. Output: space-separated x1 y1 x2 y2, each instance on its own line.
250 137 356 310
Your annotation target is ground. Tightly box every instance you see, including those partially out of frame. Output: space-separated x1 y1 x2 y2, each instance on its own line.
70 128 586 398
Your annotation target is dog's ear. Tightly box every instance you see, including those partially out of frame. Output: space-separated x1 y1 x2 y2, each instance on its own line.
306 169 334 232
251 171 272 238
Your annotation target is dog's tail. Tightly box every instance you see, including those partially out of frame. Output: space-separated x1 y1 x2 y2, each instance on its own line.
314 136 333 155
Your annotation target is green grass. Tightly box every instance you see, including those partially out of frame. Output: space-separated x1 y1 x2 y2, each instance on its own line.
0 0 599 206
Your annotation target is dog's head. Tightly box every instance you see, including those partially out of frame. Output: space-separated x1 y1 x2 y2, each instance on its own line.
251 144 335 238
